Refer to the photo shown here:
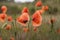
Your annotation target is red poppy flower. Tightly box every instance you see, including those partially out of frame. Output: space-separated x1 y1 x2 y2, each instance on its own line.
35 1 42 7
5 24 11 30
44 6 48 11
0 13 7 22
1 5 7 13
7 16 12 22
23 28 29 32
17 13 29 26
42 6 48 11
22 7 29 13
32 11 42 27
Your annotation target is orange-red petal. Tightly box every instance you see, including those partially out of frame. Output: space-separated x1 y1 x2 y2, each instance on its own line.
17 13 29 26
32 11 42 27
35 1 42 7
1 5 7 13
22 7 29 13
7 16 12 22
0 13 7 22
5 24 11 30
42 6 48 11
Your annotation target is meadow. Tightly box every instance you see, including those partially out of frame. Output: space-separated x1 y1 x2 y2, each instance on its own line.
0 0 60 40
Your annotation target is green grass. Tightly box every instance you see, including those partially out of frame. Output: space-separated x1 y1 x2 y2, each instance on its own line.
0 0 60 40
0 14 60 40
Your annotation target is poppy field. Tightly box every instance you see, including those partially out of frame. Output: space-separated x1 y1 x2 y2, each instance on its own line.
0 0 60 40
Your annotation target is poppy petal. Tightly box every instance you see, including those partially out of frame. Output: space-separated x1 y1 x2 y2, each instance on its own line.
22 7 29 13
17 13 29 26
32 11 42 27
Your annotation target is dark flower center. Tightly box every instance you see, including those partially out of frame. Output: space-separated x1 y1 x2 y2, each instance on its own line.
23 20 28 23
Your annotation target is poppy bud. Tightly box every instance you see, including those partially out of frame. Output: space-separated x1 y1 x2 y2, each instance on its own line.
1 6 7 13
22 7 29 13
23 28 29 32
7 16 12 22
35 1 42 7
5 24 11 30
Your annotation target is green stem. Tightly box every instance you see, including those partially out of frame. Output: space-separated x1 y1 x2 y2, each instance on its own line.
50 22 54 32
14 19 17 40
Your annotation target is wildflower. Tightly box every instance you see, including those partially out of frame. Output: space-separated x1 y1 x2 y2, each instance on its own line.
7 16 12 22
22 7 29 13
50 17 56 23
35 1 42 7
44 6 48 11
1 5 7 13
17 13 29 26
42 6 48 11
23 28 29 32
5 24 11 30
32 11 42 27
0 13 7 22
